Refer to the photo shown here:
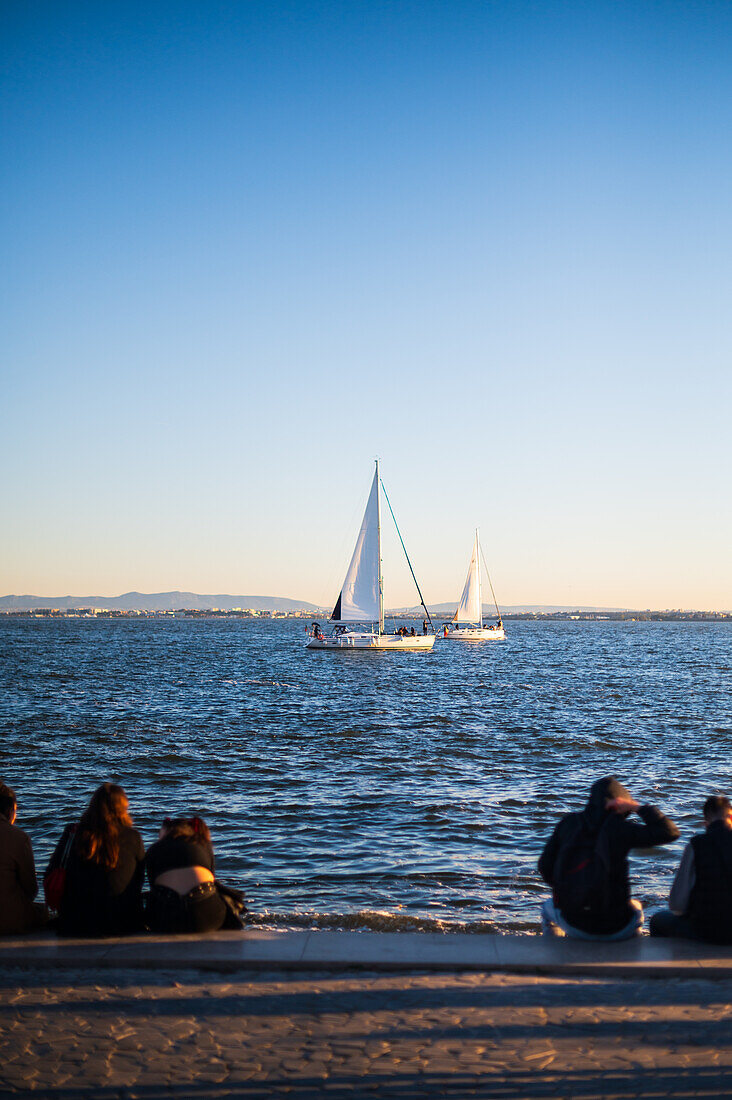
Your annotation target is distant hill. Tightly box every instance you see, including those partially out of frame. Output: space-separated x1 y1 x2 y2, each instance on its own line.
0 591 320 612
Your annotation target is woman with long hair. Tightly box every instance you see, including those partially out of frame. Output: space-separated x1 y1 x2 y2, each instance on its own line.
145 815 234 933
55 783 145 936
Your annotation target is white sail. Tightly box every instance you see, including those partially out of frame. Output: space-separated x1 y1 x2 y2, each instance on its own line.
453 533 482 625
331 468 381 623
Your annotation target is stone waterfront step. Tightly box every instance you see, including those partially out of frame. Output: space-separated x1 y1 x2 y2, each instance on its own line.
1 930 731 977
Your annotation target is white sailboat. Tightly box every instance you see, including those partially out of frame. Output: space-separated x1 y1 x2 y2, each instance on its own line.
306 462 435 651
442 530 505 641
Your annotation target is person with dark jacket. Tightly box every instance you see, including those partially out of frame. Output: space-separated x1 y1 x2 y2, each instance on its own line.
650 795 732 944
145 816 229 933
54 783 145 937
538 776 679 940
0 783 48 934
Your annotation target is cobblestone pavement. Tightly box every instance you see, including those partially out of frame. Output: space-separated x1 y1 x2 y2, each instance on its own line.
1 966 732 1098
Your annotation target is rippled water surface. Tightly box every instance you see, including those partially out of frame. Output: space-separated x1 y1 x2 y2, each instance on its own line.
1 618 730 932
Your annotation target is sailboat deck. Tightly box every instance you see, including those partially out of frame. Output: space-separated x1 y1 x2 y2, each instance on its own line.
307 632 435 651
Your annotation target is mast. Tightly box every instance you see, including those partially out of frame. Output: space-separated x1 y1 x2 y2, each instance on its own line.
376 458 384 634
476 528 483 628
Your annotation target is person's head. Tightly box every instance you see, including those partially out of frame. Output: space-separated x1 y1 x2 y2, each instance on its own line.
0 783 17 824
76 783 132 869
159 816 211 845
589 776 632 808
703 795 732 827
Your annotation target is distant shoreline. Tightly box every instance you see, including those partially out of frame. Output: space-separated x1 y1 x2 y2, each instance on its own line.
1 610 730 623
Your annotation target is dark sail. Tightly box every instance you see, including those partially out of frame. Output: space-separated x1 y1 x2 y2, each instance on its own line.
330 592 342 621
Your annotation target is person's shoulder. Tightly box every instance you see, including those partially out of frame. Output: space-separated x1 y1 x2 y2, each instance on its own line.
0 818 32 844
551 811 582 841
9 822 33 847
144 833 170 860
121 825 145 854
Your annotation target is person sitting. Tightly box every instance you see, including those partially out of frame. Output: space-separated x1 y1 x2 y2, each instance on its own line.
650 795 732 944
0 782 48 935
538 777 679 940
410 627 416 636
145 816 229 933
55 783 145 937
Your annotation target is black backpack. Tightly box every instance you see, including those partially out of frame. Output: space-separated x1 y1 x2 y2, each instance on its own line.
552 818 610 918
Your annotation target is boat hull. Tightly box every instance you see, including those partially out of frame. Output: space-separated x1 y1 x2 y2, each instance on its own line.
442 627 505 641
306 632 435 651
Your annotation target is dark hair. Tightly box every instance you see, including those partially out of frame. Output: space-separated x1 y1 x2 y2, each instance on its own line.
0 783 16 820
161 816 211 845
703 795 731 822
76 783 132 869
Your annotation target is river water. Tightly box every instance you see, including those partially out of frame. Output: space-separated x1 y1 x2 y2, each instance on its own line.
1 617 730 932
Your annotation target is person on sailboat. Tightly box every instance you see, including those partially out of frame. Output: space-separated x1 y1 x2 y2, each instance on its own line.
422 620 428 635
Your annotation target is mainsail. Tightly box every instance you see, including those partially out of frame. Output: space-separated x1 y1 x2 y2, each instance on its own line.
331 467 381 623
453 532 482 625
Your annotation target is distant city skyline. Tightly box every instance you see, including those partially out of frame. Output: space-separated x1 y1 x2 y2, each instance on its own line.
3 2 731 610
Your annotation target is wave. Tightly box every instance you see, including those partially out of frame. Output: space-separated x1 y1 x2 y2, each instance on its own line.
245 909 506 934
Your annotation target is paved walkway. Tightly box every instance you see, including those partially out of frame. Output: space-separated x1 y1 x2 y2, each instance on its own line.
1 965 732 1097
0 929 731 978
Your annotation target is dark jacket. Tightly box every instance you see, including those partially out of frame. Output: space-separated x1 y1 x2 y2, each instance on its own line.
145 835 215 885
0 816 45 934
56 825 145 937
688 820 732 944
538 777 680 934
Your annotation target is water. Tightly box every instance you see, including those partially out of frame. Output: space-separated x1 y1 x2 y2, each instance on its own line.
1 618 730 933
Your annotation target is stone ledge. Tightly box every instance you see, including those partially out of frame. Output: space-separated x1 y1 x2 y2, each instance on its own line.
1 930 731 978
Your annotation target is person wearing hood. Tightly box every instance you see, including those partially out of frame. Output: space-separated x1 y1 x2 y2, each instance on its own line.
538 777 679 940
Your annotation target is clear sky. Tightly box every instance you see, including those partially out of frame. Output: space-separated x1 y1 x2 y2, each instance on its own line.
2 1 731 609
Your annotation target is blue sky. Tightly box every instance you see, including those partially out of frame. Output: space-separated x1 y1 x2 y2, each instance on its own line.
2 1 731 608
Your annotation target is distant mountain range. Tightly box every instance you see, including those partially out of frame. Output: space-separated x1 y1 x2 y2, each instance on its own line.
4 593 709 615
0 591 320 612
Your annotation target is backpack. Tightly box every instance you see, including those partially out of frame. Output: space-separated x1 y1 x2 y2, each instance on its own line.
43 824 76 911
552 818 610 919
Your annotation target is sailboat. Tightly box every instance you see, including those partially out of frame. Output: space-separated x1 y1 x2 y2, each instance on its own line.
442 530 505 641
306 462 436 651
